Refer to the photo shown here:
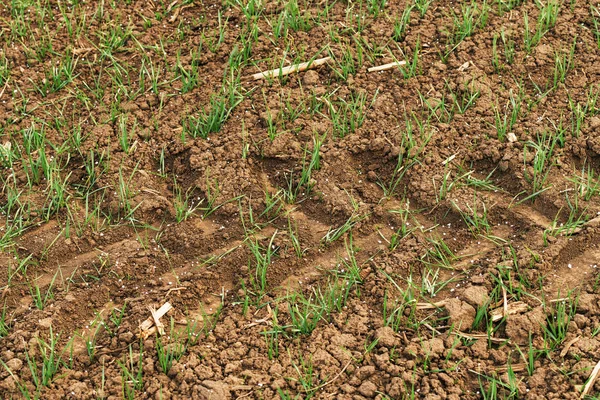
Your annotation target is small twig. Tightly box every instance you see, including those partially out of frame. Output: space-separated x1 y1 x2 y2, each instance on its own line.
244 304 273 329
165 286 186 298
424 323 508 344
550 297 569 303
560 336 580 358
490 301 529 322
0 79 9 99
250 56 331 80
367 60 407 72
496 363 526 373
309 359 352 392
580 359 600 399
416 301 447 310
502 286 508 319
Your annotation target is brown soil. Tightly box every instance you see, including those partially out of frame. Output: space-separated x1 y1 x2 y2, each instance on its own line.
1 0 600 399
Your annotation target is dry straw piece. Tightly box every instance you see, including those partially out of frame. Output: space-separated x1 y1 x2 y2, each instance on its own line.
250 57 331 80
250 57 413 80
139 302 173 339
579 359 600 399
367 60 407 72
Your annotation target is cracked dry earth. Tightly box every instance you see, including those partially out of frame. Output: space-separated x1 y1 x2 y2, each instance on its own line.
2 0 600 399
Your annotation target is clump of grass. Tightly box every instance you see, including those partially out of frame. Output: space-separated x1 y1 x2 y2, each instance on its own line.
543 295 578 350
156 334 185 373
550 37 576 90
569 163 600 201
327 91 375 137
28 271 58 310
322 211 368 246
592 5 600 49
444 0 490 56
421 237 458 269
183 77 243 139
392 5 413 41
0 304 10 338
246 230 279 300
523 130 560 199
282 133 325 203
118 342 144 400
451 194 490 236
542 195 589 245
523 0 561 53
26 327 68 390
172 180 200 222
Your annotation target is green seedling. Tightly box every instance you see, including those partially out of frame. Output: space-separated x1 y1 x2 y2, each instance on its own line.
7 252 32 287
288 217 306 258
29 271 58 310
515 333 539 376
414 0 434 17
418 90 454 123
447 79 480 114
95 21 133 59
156 335 185 374
491 89 521 141
567 84 599 137
290 351 322 398
396 38 421 79
322 212 368 245
551 38 576 89
421 266 457 297
592 5 600 49
544 296 578 350
496 0 524 14
543 197 589 246
0 303 10 338
569 163 600 201
326 90 376 137
246 230 278 298
287 291 326 335
392 5 413 41
175 49 202 94
183 79 243 139
33 53 78 97
422 237 458 269
283 134 325 203
433 165 471 201
118 342 144 400
491 33 501 72
445 0 490 57
329 44 363 82
259 189 286 225
368 0 387 16
381 274 419 331
523 0 560 53
110 302 127 330
26 326 67 390
84 322 102 362
281 0 313 32
0 53 9 86
451 195 490 235
262 308 284 360
523 131 559 199
459 167 502 192
172 180 200 222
